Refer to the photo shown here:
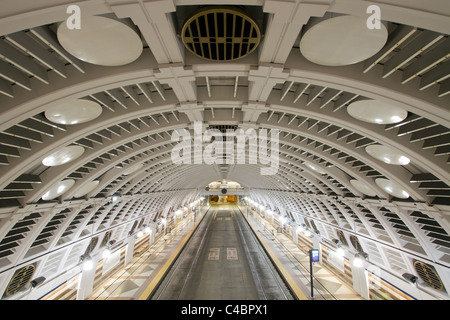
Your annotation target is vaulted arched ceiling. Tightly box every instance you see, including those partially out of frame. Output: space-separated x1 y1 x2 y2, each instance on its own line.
0 0 449 300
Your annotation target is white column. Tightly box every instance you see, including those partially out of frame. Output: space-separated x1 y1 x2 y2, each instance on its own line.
351 258 370 299
76 256 98 300
124 234 135 265
149 225 156 246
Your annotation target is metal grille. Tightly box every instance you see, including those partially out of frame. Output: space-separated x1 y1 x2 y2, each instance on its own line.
4 264 35 297
182 7 260 61
84 236 98 255
337 230 349 246
350 235 363 252
413 260 444 291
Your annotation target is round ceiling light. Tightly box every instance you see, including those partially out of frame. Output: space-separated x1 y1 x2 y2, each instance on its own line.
45 99 102 125
73 180 100 198
42 179 75 200
303 161 326 175
347 99 408 124
57 15 143 66
42 146 85 166
299 14 388 66
365 144 411 165
181 7 261 61
350 179 378 197
375 178 410 199
122 163 143 175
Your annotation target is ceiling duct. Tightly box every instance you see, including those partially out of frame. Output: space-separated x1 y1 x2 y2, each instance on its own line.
181 6 261 61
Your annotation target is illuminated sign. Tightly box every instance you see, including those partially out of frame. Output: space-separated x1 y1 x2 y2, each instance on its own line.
310 249 320 262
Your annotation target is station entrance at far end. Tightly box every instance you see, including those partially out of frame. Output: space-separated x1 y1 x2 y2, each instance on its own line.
209 194 237 204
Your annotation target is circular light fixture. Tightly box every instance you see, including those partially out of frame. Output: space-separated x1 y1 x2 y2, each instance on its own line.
42 179 75 200
42 146 85 166
122 163 143 175
375 178 410 199
45 99 102 125
349 179 378 197
57 15 143 66
73 180 100 198
303 161 326 175
300 14 388 66
181 7 261 61
347 100 408 124
365 144 411 165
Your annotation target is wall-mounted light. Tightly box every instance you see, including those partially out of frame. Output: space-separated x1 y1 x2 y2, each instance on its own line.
102 240 116 259
80 254 94 271
402 273 418 285
352 252 368 268
31 276 46 288
111 194 119 202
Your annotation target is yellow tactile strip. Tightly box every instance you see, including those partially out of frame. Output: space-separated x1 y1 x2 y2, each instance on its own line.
137 208 209 300
238 207 309 300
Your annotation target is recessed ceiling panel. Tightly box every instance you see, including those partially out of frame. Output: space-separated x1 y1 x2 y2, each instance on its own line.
45 99 102 125
347 99 408 124
122 163 143 175
300 15 388 66
42 146 85 166
350 179 378 197
375 178 410 199
73 180 100 198
366 144 411 165
57 15 143 66
42 179 75 200
303 161 326 175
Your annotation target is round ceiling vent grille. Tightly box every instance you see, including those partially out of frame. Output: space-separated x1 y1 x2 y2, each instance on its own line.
413 260 444 291
181 7 261 61
4 264 35 297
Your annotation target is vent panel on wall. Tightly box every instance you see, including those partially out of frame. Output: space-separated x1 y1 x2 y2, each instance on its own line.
2 264 35 297
413 260 445 291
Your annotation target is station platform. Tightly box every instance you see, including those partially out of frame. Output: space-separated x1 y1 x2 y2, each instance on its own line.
87 205 361 300
241 208 362 300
